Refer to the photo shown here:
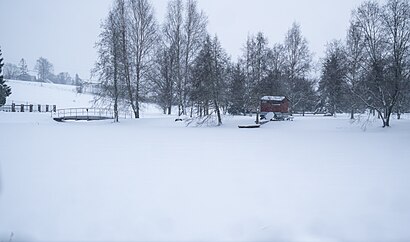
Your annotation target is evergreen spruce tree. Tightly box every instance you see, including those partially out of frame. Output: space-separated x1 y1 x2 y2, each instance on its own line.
19 58 28 76
0 47 12 106
190 35 227 125
318 41 348 116
228 63 246 115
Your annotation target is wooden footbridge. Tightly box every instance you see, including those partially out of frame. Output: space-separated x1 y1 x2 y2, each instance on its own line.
53 108 114 122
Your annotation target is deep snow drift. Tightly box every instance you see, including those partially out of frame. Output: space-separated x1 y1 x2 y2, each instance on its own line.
1 80 410 242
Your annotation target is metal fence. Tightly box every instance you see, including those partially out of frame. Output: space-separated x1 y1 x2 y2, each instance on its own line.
1 104 134 120
0 103 56 113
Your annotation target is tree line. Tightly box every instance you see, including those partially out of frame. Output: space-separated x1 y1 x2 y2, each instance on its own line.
3 57 84 86
319 0 410 127
96 0 410 127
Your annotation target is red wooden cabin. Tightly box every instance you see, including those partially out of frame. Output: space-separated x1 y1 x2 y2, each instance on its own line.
260 96 290 120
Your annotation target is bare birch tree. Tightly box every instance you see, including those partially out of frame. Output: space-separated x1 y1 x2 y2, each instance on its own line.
351 0 410 127
152 44 175 114
127 0 159 118
35 57 54 82
94 11 121 122
345 21 366 119
114 0 138 118
283 22 313 112
354 1 389 126
163 0 184 116
182 0 207 115
382 0 410 120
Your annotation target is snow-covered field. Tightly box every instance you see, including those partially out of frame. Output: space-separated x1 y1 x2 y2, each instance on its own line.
1 80 410 242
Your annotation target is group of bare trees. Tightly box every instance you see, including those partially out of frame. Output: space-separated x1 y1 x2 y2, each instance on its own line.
94 0 159 121
35 57 54 82
318 0 410 127
154 0 207 117
96 0 410 127
3 57 82 85
95 0 317 125
226 23 316 116
3 58 34 82
95 0 210 122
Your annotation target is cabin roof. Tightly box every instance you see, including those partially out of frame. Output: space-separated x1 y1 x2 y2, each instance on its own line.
261 96 286 101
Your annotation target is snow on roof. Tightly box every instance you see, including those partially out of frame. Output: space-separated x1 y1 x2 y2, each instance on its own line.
261 96 286 101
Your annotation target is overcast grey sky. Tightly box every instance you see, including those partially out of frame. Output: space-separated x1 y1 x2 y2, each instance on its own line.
0 0 363 79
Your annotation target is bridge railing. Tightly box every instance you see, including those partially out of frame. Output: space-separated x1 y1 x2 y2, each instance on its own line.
53 108 114 119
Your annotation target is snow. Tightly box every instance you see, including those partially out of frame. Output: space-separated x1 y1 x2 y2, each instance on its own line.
1 80 410 242
261 96 286 101
5 80 95 108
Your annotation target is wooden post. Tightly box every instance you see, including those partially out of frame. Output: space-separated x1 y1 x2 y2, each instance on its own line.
29 104 33 112
256 109 260 124
20 104 24 112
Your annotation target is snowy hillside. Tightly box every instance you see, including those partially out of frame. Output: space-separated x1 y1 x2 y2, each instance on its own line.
4 79 163 115
1 81 410 242
5 80 95 109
